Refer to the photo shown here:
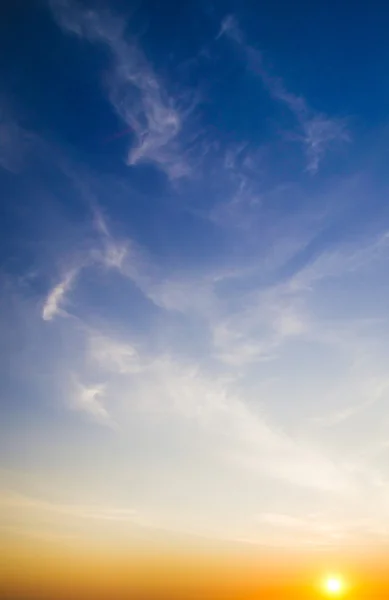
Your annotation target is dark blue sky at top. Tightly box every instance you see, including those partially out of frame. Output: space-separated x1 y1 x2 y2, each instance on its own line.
1 0 389 283
3 0 389 136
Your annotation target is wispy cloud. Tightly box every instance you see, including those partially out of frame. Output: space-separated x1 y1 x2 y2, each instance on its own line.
71 377 115 427
42 268 79 320
210 286 308 366
89 334 142 375
288 227 389 292
91 207 130 271
216 14 243 43
41 212 136 322
218 15 349 173
49 0 191 179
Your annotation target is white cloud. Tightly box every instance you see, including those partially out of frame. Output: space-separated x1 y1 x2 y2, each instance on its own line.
49 0 190 179
92 207 111 238
217 14 242 43
40 214 139 323
42 268 78 321
100 239 128 270
71 378 115 427
89 335 142 374
301 114 349 174
209 151 262 229
90 208 135 273
145 277 216 315
209 285 309 366
288 227 389 293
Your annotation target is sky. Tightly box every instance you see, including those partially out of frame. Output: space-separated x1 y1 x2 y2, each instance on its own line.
2 0 389 595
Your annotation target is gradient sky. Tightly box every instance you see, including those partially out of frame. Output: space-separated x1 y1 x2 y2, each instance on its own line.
2 0 389 567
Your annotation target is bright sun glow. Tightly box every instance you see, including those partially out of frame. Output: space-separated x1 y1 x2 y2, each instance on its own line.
323 575 345 595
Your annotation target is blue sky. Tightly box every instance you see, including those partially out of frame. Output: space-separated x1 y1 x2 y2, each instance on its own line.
2 0 389 550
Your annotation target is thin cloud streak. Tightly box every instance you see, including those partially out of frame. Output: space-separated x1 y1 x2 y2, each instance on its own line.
40 211 135 323
42 268 79 321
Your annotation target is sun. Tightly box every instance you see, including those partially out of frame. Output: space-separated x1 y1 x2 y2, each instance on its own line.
322 575 345 596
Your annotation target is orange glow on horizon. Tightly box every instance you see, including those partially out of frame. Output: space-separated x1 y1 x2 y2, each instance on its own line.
1 534 389 599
